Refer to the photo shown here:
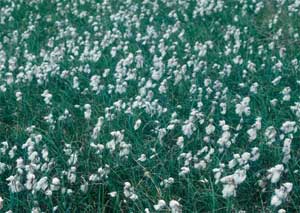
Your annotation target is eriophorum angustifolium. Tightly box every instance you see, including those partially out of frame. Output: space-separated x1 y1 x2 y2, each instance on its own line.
0 0 300 212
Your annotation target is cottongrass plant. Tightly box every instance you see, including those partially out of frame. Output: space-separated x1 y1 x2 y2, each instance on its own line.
0 0 300 212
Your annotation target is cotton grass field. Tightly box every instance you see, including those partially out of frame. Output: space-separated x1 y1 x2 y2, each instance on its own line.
0 0 300 212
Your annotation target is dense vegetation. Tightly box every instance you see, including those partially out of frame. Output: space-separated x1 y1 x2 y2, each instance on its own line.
0 0 300 212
